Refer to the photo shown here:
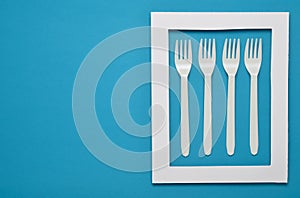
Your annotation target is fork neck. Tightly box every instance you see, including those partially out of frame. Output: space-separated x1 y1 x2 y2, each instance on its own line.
204 74 213 78
228 74 236 78
180 74 189 78
204 75 212 86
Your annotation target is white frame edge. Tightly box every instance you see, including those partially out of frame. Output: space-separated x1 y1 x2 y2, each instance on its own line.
151 12 289 183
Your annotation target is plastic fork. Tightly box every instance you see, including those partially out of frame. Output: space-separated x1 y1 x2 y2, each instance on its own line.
244 38 262 155
222 38 240 156
198 38 216 156
175 39 192 157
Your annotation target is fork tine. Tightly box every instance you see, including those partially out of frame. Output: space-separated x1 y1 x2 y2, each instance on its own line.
250 38 253 58
258 38 262 60
228 38 232 59
212 39 216 61
244 38 249 60
204 39 207 58
180 40 183 60
199 38 203 59
232 39 236 59
208 39 211 58
223 38 228 60
222 38 228 60
254 38 258 59
188 40 192 61
236 39 240 61
175 40 178 61
184 40 187 59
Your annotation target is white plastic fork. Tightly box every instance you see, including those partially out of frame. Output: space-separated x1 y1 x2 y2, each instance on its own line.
175 39 192 157
198 38 216 156
222 38 240 156
244 38 262 155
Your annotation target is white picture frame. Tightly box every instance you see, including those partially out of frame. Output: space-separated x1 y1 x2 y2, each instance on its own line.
151 12 289 183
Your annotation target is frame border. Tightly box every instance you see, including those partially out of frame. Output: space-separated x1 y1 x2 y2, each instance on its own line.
151 12 289 183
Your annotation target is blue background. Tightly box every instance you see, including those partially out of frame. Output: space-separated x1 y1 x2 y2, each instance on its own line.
0 0 299 197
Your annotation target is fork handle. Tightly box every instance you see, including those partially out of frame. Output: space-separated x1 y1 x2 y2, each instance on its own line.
181 76 190 157
226 76 235 156
250 75 258 155
203 75 212 155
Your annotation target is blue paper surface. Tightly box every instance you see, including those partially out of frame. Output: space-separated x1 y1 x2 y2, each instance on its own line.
0 0 299 197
